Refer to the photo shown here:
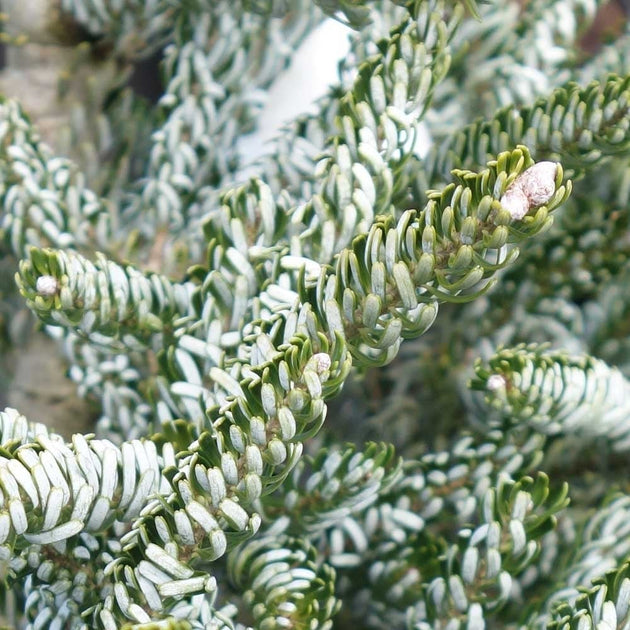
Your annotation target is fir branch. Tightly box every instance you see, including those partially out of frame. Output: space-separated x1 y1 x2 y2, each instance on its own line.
16 249 195 341
253 421 548 628
227 531 339 629
148 0 553 424
182 0 465 366
301 0 460 251
412 473 569 629
263 441 403 538
0 407 173 549
121 3 318 254
425 0 606 135
59 330 156 441
305 147 569 365
206 0 463 269
202 147 570 374
20 527 125 630
254 5 408 202
0 97 174 441
422 75 630 191
0 99 113 259
532 494 630 628
166 145 569 422
470 344 630 450
547 561 630 630
317 430 547 626
91 333 347 625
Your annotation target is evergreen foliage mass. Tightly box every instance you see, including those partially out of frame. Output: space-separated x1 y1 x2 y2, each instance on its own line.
0 0 629 628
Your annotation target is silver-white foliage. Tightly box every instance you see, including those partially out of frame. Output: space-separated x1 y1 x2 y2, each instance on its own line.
474 348 630 451
0 99 113 259
159 0 459 428
425 0 602 138
532 495 630 628
120 1 319 262
0 407 173 545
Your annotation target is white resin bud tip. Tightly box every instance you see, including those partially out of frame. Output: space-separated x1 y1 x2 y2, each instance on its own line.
312 353 331 373
500 161 558 220
306 352 332 377
487 374 507 391
499 186 529 220
36 275 59 297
